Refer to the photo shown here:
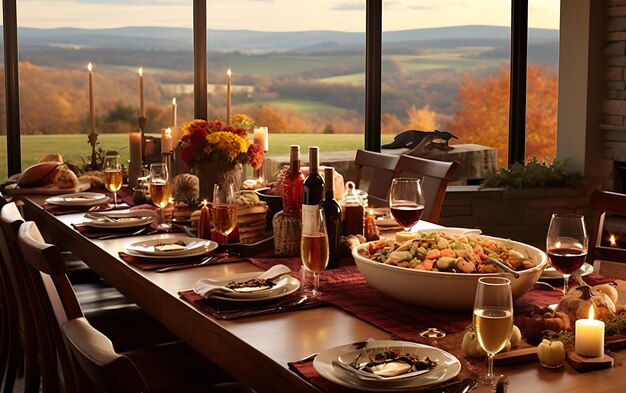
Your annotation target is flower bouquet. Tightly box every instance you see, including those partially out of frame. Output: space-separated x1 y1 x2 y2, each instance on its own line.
180 114 264 199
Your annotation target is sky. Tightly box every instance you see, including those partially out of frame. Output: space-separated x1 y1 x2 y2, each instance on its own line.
15 0 560 32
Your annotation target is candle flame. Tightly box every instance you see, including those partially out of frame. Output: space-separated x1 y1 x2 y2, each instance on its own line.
369 208 374 216
227 68 231 77
202 199 208 207
138 67 143 76
257 176 264 184
165 128 171 137
588 306 595 320
87 62 93 72
168 196 174 204
610 234 617 247
172 97 176 105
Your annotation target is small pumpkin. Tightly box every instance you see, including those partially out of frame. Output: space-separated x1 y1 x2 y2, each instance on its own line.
273 211 302 256
537 339 565 368
556 285 616 323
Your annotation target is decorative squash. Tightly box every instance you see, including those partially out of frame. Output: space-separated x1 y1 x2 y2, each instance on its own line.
556 285 616 323
273 211 301 256
171 173 200 202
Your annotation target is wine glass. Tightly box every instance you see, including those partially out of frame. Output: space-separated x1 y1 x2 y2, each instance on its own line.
389 178 425 232
300 208 329 297
149 163 172 230
212 184 237 246
546 213 588 294
103 153 122 207
473 277 513 389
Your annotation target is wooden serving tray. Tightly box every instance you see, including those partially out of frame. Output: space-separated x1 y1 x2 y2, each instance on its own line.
4 181 91 195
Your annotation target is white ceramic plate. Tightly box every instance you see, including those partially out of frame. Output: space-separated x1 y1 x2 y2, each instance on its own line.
84 216 156 229
206 276 292 300
541 262 593 280
313 340 460 391
372 208 397 227
45 192 109 207
127 237 217 257
207 272 300 303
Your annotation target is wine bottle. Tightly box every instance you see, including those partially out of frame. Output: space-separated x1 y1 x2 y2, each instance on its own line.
302 146 324 231
282 145 304 219
321 167 342 269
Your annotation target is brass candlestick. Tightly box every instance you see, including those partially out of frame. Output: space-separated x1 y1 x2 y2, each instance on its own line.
138 116 148 162
88 132 99 170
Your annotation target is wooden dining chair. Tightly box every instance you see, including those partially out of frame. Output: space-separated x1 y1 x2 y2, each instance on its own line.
586 189 626 278
18 220 253 393
354 149 401 206
395 155 459 224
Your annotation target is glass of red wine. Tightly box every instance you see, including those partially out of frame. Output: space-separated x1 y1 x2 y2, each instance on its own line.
546 213 588 295
389 178 425 233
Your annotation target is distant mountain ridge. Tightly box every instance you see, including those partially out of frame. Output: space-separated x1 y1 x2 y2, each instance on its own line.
12 25 558 53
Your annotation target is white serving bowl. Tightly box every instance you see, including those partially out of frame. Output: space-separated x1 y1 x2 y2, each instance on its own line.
352 234 548 310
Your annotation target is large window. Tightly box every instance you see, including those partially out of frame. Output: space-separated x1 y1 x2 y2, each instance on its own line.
16 0 193 171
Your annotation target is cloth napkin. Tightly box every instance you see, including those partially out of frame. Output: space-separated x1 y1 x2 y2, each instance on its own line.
193 264 292 298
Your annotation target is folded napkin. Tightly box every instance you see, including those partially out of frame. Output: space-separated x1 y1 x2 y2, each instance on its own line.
193 264 292 298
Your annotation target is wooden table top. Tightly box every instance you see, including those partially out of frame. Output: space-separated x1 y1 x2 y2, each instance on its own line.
20 195 626 393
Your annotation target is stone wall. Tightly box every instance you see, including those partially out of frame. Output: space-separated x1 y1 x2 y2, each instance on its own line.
439 186 589 249
600 0 626 191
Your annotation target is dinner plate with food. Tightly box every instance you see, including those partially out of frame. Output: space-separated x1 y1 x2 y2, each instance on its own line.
126 237 217 258
83 210 158 229
193 268 300 302
313 339 460 391
45 192 109 207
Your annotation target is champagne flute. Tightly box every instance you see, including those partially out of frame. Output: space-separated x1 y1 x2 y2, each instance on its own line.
546 213 588 295
300 208 329 297
389 178 425 232
103 153 122 207
212 184 237 246
473 277 513 389
149 163 172 230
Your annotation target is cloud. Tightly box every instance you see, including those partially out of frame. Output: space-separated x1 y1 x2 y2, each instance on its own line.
332 1 365 11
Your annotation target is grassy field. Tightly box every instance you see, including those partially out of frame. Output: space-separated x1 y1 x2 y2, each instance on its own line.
239 98 347 115
0 133 395 180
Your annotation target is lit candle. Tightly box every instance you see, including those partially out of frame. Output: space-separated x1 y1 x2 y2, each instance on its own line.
610 234 617 247
138 67 145 117
226 68 231 126
161 128 172 153
87 63 96 135
253 127 268 152
575 306 605 357
128 131 143 187
171 98 177 127
198 200 211 240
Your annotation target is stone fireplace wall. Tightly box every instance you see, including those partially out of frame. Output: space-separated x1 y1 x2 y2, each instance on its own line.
601 0 626 191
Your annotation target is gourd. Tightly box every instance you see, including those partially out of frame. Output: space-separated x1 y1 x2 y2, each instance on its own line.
171 173 200 202
556 285 616 323
273 211 301 256
537 339 565 368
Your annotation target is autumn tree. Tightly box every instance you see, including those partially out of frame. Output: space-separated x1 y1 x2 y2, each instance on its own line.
446 65 558 167
406 104 437 131
382 113 403 134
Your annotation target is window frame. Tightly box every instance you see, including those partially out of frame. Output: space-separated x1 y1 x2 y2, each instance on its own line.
3 0 531 175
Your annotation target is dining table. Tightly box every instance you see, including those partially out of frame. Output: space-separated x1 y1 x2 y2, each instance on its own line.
19 193 626 393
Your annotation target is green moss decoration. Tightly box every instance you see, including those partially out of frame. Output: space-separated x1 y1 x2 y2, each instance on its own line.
480 158 582 189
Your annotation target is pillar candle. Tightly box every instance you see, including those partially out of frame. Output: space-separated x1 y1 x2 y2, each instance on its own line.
171 98 177 127
161 128 172 153
128 131 143 187
87 63 96 135
575 306 605 357
138 67 145 117
226 68 231 126
253 127 266 151
198 200 211 240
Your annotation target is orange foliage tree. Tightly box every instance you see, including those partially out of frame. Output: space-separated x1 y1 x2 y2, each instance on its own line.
446 65 558 167
407 104 438 131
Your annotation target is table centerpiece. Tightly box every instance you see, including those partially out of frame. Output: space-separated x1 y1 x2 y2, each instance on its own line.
180 114 264 200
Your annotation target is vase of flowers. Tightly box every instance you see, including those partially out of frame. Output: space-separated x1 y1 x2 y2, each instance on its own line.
180 114 264 200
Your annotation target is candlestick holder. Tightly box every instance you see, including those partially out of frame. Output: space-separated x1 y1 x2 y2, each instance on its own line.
87 132 99 170
162 152 172 177
137 116 148 165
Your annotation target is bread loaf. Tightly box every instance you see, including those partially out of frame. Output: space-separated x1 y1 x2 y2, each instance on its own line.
17 162 62 187
54 168 78 189
39 153 63 163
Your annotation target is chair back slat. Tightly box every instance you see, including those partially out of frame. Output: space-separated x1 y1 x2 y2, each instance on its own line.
354 149 400 202
395 155 459 223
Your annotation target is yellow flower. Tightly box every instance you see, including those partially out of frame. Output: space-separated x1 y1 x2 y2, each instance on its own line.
231 113 253 129
203 132 249 160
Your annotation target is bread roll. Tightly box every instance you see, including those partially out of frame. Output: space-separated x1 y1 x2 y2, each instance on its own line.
54 168 78 189
17 162 62 187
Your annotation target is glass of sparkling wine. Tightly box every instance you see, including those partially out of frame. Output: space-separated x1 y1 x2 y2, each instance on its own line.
473 277 513 389
149 163 172 230
103 153 122 207
546 213 588 295
389 178 425 233
300 208 329 297
212 184 237 246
